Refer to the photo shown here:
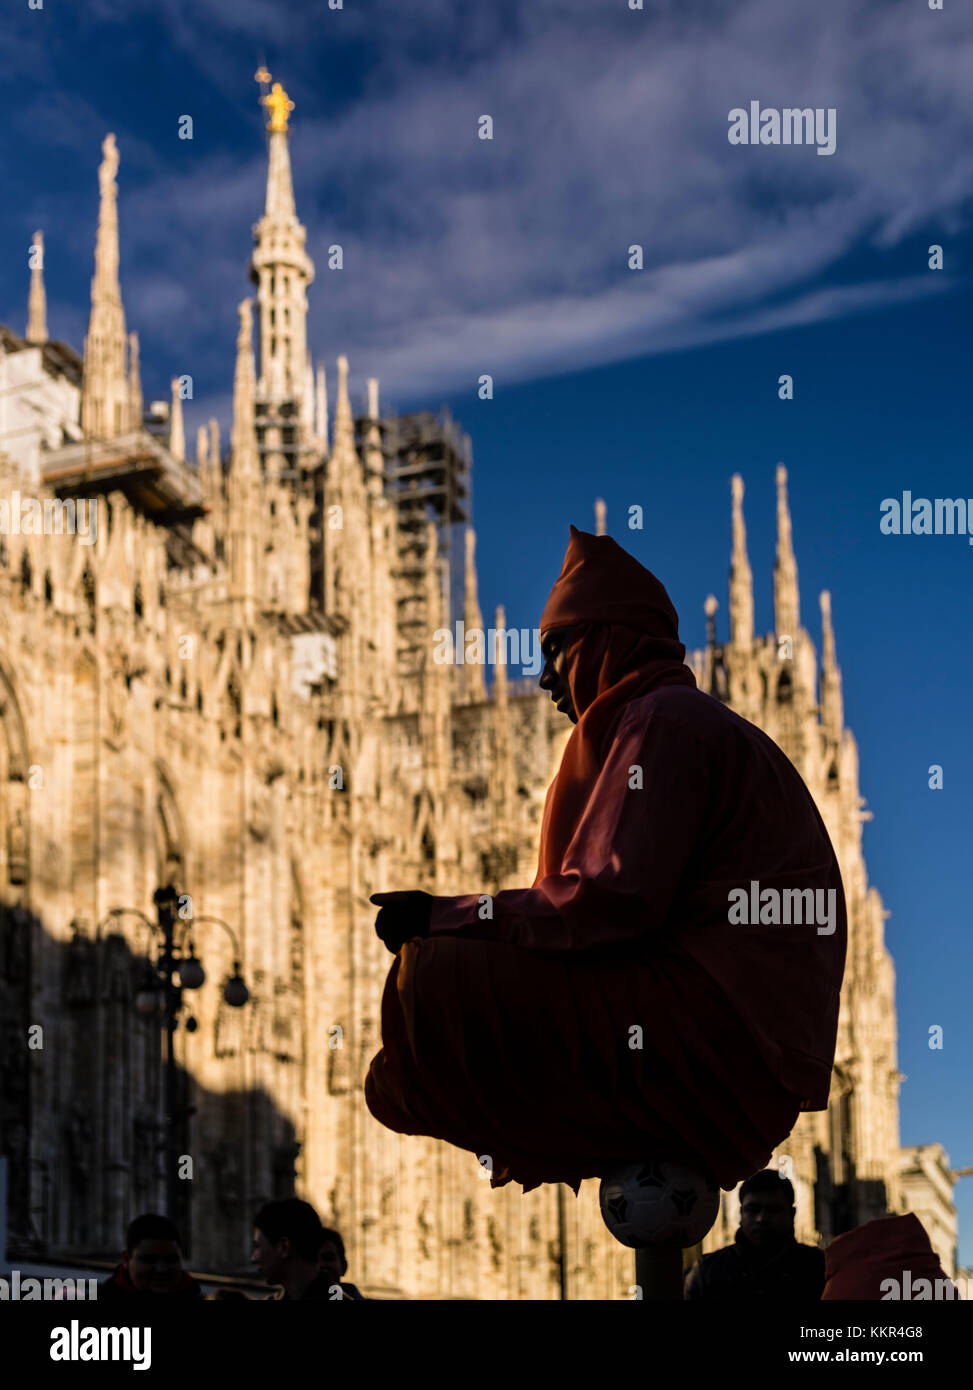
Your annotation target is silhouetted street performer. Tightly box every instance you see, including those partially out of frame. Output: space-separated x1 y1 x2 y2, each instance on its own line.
365 527 847 1198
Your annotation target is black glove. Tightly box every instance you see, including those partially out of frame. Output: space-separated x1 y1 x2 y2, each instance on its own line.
370 891 433 953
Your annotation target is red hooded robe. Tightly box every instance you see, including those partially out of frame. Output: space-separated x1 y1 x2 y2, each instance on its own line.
821 1214 956 1300
365 528 847 1194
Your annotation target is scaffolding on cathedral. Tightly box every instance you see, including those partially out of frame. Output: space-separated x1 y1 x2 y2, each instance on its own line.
363 404 472 675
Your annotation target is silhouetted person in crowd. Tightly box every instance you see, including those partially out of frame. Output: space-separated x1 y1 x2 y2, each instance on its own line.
253 1198 354 1300
684 1170 825 1300
822 1213 957 1300
319 1226 366 1300
99 1213 203 1297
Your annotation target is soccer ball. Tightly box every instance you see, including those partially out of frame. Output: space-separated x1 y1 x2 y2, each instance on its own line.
599 1159 720 1248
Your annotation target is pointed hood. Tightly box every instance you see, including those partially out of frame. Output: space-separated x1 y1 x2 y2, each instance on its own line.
534 527 696 880
539 525 691 721
822 1214 954 1300
541 525 681 638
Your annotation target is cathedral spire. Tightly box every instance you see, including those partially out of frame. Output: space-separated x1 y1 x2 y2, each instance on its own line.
316 363 329 455
82 134 129 440
364 378 385 496
463 527 487 703
209 417 221 478
128 332 143 431
169 378 185 461
250 69 314 412
26 230 47 345
774 463 800 642
259 77 296 218
229 299 260 615
819 590 844 742
333 354 354 458
231 299 258 477
729 473 754 648
303 358 315 436
196 423 209 477
492 603 509 700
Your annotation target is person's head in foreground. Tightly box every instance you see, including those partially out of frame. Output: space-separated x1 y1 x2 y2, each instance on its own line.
252 1198 325 1297
738 1170 796 1249
121 1213 188 1293
538 525 687 726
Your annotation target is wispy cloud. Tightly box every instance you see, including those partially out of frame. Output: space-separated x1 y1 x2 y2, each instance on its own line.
7 0 973 416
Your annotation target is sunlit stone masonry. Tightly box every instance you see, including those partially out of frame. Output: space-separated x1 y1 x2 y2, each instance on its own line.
0 79 955 1296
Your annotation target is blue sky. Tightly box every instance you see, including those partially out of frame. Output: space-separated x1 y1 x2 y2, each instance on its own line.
3 0 972 1264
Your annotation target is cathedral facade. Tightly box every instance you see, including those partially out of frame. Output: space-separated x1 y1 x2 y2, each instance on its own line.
0 81 953 1297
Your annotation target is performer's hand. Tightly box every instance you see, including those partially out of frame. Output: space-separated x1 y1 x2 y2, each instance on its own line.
370 891 433 953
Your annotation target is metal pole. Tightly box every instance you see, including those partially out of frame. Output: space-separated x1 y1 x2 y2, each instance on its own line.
634 1245 684 1300
156 888 180 1227
165 993 178 1224
557 1184 567 1301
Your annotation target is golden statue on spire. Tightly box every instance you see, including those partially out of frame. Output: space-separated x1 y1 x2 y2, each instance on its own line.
255 67 294 132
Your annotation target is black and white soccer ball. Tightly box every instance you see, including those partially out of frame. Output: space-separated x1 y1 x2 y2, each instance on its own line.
599 1160 720 1248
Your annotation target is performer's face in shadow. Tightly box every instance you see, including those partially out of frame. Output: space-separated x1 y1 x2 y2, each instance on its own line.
539 627 578 723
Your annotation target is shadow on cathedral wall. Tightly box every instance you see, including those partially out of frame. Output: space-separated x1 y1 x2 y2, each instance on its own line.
0 899 302 1276
814 1143 890 1244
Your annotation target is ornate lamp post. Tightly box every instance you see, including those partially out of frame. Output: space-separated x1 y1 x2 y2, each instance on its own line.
104 885 249 1231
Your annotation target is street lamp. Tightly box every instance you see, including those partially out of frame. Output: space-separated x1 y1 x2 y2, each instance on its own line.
176 946 206 991
191 915 250 1007
101 886 249 1233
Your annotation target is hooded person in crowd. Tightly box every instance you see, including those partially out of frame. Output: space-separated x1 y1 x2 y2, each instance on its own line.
821 1213 957 1300
365 526 847 1197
